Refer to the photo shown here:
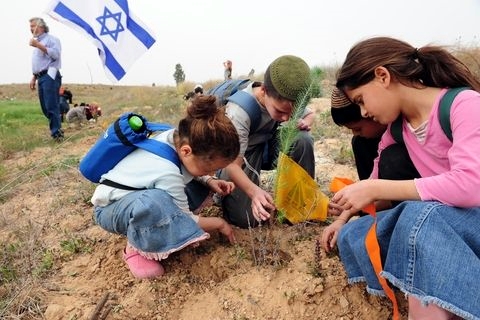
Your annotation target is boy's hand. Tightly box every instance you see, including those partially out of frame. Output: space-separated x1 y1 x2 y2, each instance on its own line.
251 186 275 222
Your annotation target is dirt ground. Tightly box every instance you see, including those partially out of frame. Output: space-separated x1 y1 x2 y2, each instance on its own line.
0 94 409 320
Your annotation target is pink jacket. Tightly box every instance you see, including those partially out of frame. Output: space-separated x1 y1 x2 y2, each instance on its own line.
371 88 480 207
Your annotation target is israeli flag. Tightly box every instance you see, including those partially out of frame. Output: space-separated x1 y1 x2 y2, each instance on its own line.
45 0 156 82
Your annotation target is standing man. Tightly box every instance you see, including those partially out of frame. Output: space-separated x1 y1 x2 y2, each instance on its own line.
223 60 232 80
29 17 64 141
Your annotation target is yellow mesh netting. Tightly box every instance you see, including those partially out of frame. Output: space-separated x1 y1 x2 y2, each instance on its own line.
274 152 328 223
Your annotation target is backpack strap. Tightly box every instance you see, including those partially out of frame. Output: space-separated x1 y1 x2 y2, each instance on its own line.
438 87 470 142
147 122 176 132
208 78 251 105
100 139 181 190
142 121 180 169
390 87 469 143
227 90 263 132
390 115 404 144
135 139 181 169
100 179 145 190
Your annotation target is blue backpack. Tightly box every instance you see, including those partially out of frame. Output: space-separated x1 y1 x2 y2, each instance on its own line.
207 79 263 131
390 87 469 143
207 78 279 169
79 112 180 187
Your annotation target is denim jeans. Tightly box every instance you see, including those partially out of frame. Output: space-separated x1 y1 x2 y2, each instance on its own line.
338 201 480 320
37 72 62 137
94 189 207 255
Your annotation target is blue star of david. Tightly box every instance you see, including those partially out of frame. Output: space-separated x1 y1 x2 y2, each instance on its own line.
96 7 125 41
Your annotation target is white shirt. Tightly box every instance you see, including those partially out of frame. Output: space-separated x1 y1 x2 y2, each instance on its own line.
90 129 198 222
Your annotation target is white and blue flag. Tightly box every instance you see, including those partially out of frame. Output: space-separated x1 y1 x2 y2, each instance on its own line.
45 0 156 82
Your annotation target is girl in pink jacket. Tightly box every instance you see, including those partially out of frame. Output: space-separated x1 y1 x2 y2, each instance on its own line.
322 36 480 320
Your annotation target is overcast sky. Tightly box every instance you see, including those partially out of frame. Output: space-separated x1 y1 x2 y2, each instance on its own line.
1 0 478 86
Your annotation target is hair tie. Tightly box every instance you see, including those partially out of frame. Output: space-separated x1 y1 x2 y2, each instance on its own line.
412 48 419 60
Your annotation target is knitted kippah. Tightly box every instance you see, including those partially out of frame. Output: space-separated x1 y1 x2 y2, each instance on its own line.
268 55 310 101
330 87 362 125
331 87 353 108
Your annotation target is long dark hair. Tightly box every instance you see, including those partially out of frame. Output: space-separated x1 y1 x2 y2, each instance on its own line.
336 36 480 92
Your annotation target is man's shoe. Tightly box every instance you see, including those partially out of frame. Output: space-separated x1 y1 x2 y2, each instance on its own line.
52 131 64 142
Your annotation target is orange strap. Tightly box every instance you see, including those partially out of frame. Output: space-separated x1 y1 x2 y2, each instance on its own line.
365 219 400 320
330 177 399 320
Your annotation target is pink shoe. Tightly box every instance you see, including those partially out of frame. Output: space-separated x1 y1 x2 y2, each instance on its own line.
123 250 165 279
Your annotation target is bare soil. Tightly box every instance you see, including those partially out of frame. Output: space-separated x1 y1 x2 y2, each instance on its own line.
0 85 408 320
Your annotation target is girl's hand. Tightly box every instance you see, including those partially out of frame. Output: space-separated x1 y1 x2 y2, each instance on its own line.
332 180 375 215
218 219 236 244
328 201 343 216
320 218 347 252
198 217 237 244
208 179 235 195
198 216 236 244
